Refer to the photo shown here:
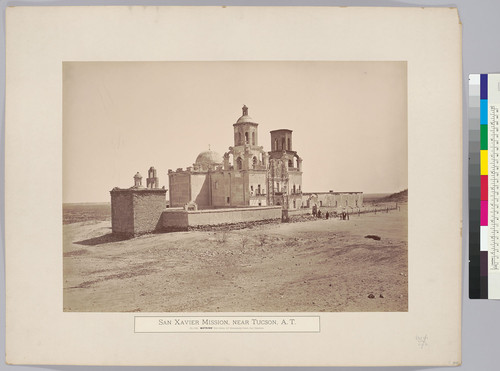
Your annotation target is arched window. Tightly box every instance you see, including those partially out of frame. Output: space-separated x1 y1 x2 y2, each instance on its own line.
252 132 255 145
287 138 291 150
274 138 278 151
237 157 243 170
245 132 249 144
281 138 285 150
288 159 293 168
252 156 258 169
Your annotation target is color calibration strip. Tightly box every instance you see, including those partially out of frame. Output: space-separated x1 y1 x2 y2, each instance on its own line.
470 74 500 299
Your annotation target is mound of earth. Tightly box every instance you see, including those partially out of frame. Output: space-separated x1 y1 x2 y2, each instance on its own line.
380 189 407 202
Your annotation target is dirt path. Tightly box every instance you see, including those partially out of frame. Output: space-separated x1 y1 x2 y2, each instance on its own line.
63 205 407 312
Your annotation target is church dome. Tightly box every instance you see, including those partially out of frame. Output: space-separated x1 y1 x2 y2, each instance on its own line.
235 105 257 124
236 115 256 124
195 149 223 168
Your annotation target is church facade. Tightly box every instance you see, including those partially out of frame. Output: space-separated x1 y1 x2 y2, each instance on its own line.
168 106 304 210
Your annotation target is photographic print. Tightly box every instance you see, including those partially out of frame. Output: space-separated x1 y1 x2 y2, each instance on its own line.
7 6 462 366
63 61 408 313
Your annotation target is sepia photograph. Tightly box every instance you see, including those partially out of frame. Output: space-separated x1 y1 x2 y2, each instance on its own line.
63 61 408 313
6 6 463 366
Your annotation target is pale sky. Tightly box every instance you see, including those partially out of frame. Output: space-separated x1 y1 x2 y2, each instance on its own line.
63 61 407 203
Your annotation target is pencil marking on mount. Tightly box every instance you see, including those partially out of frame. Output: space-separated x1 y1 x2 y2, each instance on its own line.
416 335 428 349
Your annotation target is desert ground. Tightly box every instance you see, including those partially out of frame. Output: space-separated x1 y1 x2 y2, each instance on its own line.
63 202 408 312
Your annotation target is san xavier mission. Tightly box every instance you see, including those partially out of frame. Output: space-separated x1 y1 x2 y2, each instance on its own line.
64 104 407 313
109 105 364 237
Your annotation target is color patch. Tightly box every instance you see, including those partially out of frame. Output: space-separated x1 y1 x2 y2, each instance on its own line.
481 251 489 276
481 150 488 175
481 100 488 124
481 201 488 226
481 124 488 149
481 74 488 99
481 226 489 251
481 175 488 200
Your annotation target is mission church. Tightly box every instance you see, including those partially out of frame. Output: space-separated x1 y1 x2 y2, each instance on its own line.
110 106 363 236
168 105 303 210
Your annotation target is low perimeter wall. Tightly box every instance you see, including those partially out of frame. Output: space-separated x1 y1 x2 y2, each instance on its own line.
161 206 282 231
288 208 312 217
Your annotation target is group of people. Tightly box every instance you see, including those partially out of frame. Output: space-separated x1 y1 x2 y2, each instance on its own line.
339 211 349 220
312 206 349 220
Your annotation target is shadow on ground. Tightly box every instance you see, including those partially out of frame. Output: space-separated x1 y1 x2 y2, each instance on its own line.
74 233 130 246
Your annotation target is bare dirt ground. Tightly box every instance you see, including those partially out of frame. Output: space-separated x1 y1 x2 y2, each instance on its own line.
63 204 407 312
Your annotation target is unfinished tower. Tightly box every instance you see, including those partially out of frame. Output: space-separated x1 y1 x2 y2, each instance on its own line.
267 129 303 211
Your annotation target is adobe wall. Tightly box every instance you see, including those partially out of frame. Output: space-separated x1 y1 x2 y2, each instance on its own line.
230 172 246 206
210 172 230 207
110 191 134 235
189 206 281 227
210 171 246 207
168 172 190 207
132 190 167 235
160 209 189 231
110 188 167 236
160 206 282 231
302 192 364 209
191 173 211 209
288 208 311 217
210 170 269 207
247 171 268 206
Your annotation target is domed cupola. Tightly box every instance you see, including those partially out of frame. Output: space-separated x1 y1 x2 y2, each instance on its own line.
236 105 258 124
194 148 223 171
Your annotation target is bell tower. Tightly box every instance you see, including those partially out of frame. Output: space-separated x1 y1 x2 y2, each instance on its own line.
268 128 303 211
233 105 259 147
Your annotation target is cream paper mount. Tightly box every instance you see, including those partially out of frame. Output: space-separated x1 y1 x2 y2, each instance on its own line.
5 6 462 366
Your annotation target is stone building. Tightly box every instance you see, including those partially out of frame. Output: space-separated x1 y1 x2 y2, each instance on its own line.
302 191 363 210
110 171 166 236
168 106 304 210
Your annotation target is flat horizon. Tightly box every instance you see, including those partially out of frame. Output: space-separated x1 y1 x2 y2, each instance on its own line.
63 191 406 205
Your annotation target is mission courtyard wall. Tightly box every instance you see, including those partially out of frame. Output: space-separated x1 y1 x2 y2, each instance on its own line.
161 206 282 231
